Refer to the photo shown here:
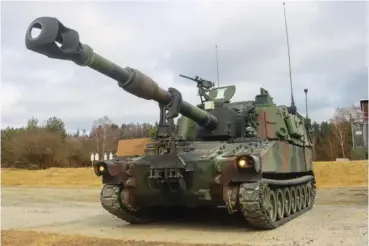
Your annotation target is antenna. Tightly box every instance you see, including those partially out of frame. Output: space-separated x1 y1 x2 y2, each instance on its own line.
283 2 296 114
304 88 309 118
215 45 220 87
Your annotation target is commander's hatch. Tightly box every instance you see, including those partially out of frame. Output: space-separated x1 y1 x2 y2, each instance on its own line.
201 85 236 110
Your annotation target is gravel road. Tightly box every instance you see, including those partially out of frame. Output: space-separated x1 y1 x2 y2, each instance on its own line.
1 186 367 246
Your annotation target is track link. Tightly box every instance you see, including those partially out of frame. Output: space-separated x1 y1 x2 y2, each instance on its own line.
100 184 152 224
238 178 316 229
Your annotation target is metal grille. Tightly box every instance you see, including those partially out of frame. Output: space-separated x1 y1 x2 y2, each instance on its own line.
149 168 182 179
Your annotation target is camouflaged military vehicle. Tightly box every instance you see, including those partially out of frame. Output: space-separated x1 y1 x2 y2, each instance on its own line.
25 16 316 229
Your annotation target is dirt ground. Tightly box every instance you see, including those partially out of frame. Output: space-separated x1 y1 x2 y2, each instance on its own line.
1 186 368 246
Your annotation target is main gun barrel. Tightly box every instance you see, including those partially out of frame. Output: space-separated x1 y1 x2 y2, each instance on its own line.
25 17 218 130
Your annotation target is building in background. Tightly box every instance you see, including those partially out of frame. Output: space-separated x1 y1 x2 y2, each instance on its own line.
360 99 368 122
351 99 368 160
360 99 368 156
115 138 152 157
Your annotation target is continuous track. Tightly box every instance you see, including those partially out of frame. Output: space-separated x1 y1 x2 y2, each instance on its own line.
238 177 316 229
100 175 316 230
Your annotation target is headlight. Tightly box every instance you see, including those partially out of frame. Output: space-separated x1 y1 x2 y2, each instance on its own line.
238 158 247 167
94 162 107 176
236 155 261 172
236 156 253 169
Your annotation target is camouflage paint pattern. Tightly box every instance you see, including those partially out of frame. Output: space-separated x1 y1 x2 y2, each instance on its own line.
99 130 312 208
25 16 315 212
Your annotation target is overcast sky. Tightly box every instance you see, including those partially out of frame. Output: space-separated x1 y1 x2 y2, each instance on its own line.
1 1 367 133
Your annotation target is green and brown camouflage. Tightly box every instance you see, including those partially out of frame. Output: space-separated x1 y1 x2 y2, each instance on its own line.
25 16 316 230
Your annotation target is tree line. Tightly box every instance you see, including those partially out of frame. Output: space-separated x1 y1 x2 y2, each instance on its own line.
1 105 365 169
1 116 158 169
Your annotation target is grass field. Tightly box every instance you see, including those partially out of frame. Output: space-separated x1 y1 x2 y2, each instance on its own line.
1 161 367 188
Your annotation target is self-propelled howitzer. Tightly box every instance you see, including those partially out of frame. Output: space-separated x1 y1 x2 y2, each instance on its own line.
25 16 316 230
25 17 218 131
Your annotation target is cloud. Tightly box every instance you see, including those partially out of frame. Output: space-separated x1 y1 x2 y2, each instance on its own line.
1 1 367 133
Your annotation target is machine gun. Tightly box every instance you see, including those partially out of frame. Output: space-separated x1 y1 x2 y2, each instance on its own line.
179 74 215 103
179 74 214 89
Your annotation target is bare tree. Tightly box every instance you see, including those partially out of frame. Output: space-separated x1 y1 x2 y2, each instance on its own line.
91 122 100 159
348 105 364 123
324 134 336 161
329 106 358 159
91 116 120 160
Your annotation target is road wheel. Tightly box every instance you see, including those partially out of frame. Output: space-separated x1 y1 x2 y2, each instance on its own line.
300 184 307 209
266 189 277 222
276 189 285 220
296 186 302 211
306 182 313 207
290 187 297 214
283 187 292 217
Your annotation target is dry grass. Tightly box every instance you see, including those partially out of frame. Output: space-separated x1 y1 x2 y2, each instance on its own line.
1 161 367 188
1 167 101 187
313 160 367 188
1 230 237 246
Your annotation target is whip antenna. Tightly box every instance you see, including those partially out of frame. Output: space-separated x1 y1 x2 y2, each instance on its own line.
283 2 296 114
215 45 220 87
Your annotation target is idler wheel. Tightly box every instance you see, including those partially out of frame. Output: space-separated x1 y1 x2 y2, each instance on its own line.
120 188 139 212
